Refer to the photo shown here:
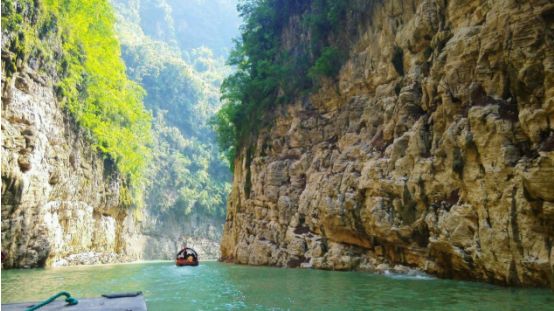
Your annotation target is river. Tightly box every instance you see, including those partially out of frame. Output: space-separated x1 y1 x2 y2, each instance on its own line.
2 261 552 310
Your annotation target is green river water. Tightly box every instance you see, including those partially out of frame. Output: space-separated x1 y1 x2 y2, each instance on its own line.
2 261 552 310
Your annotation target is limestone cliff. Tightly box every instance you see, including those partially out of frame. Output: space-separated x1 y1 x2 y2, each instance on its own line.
1 0 143 268
220 0 554 288
1 66 143 267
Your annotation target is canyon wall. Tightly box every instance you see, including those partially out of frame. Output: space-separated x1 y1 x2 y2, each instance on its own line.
1 66 143 268
220 0 554 288
0 64 220 265
137 211 222 260
0 0 146 268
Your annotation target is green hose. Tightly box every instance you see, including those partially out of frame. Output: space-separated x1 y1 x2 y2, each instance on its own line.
26 291 78 310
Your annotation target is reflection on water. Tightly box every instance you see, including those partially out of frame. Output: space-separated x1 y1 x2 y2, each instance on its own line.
2 261 553 310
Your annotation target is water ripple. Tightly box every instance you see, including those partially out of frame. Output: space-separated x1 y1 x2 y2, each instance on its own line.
2 262 552 310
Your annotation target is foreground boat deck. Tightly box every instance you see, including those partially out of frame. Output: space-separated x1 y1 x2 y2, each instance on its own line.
2 294 147 311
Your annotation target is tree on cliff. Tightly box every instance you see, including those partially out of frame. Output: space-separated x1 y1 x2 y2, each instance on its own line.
2 0 153 204
212 0 349 168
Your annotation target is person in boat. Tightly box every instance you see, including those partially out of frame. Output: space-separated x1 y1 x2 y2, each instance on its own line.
176 244 197 263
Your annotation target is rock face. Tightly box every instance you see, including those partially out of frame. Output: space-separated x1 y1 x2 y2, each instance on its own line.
0 62 220 267
1 66 142 268
221 0 554 288
137 210 223 260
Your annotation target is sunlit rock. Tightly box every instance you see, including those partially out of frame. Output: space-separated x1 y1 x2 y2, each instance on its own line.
220 0 554 288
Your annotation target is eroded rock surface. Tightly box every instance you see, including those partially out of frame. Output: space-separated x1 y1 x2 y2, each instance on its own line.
221 0 554 288
1 67 142 268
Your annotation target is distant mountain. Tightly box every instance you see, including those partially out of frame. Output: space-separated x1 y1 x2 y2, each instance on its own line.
111 0 239 259
113 0 240 57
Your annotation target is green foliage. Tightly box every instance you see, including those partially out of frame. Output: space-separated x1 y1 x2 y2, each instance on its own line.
304 0 348 46
308 47 345 81
1 0 35 77
147 115 230 218
122 45 201 134
209 101 238 170
213 0 350 167
113 1 232 218
2 0 153 202
44 0 152 194
1 0 26 33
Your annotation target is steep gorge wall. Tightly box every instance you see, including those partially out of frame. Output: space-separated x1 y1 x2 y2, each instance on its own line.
221 0 554 288
1 66 143 267
0 1 145 268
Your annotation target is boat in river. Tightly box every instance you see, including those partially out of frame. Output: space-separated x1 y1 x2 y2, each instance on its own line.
176 247 199 266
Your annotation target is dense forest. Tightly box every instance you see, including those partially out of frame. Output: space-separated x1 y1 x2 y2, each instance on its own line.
112 0 238 221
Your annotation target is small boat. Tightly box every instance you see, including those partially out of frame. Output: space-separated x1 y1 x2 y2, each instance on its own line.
175 247 199 266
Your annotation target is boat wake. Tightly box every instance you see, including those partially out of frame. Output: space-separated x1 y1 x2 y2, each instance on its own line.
382 270 435 280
